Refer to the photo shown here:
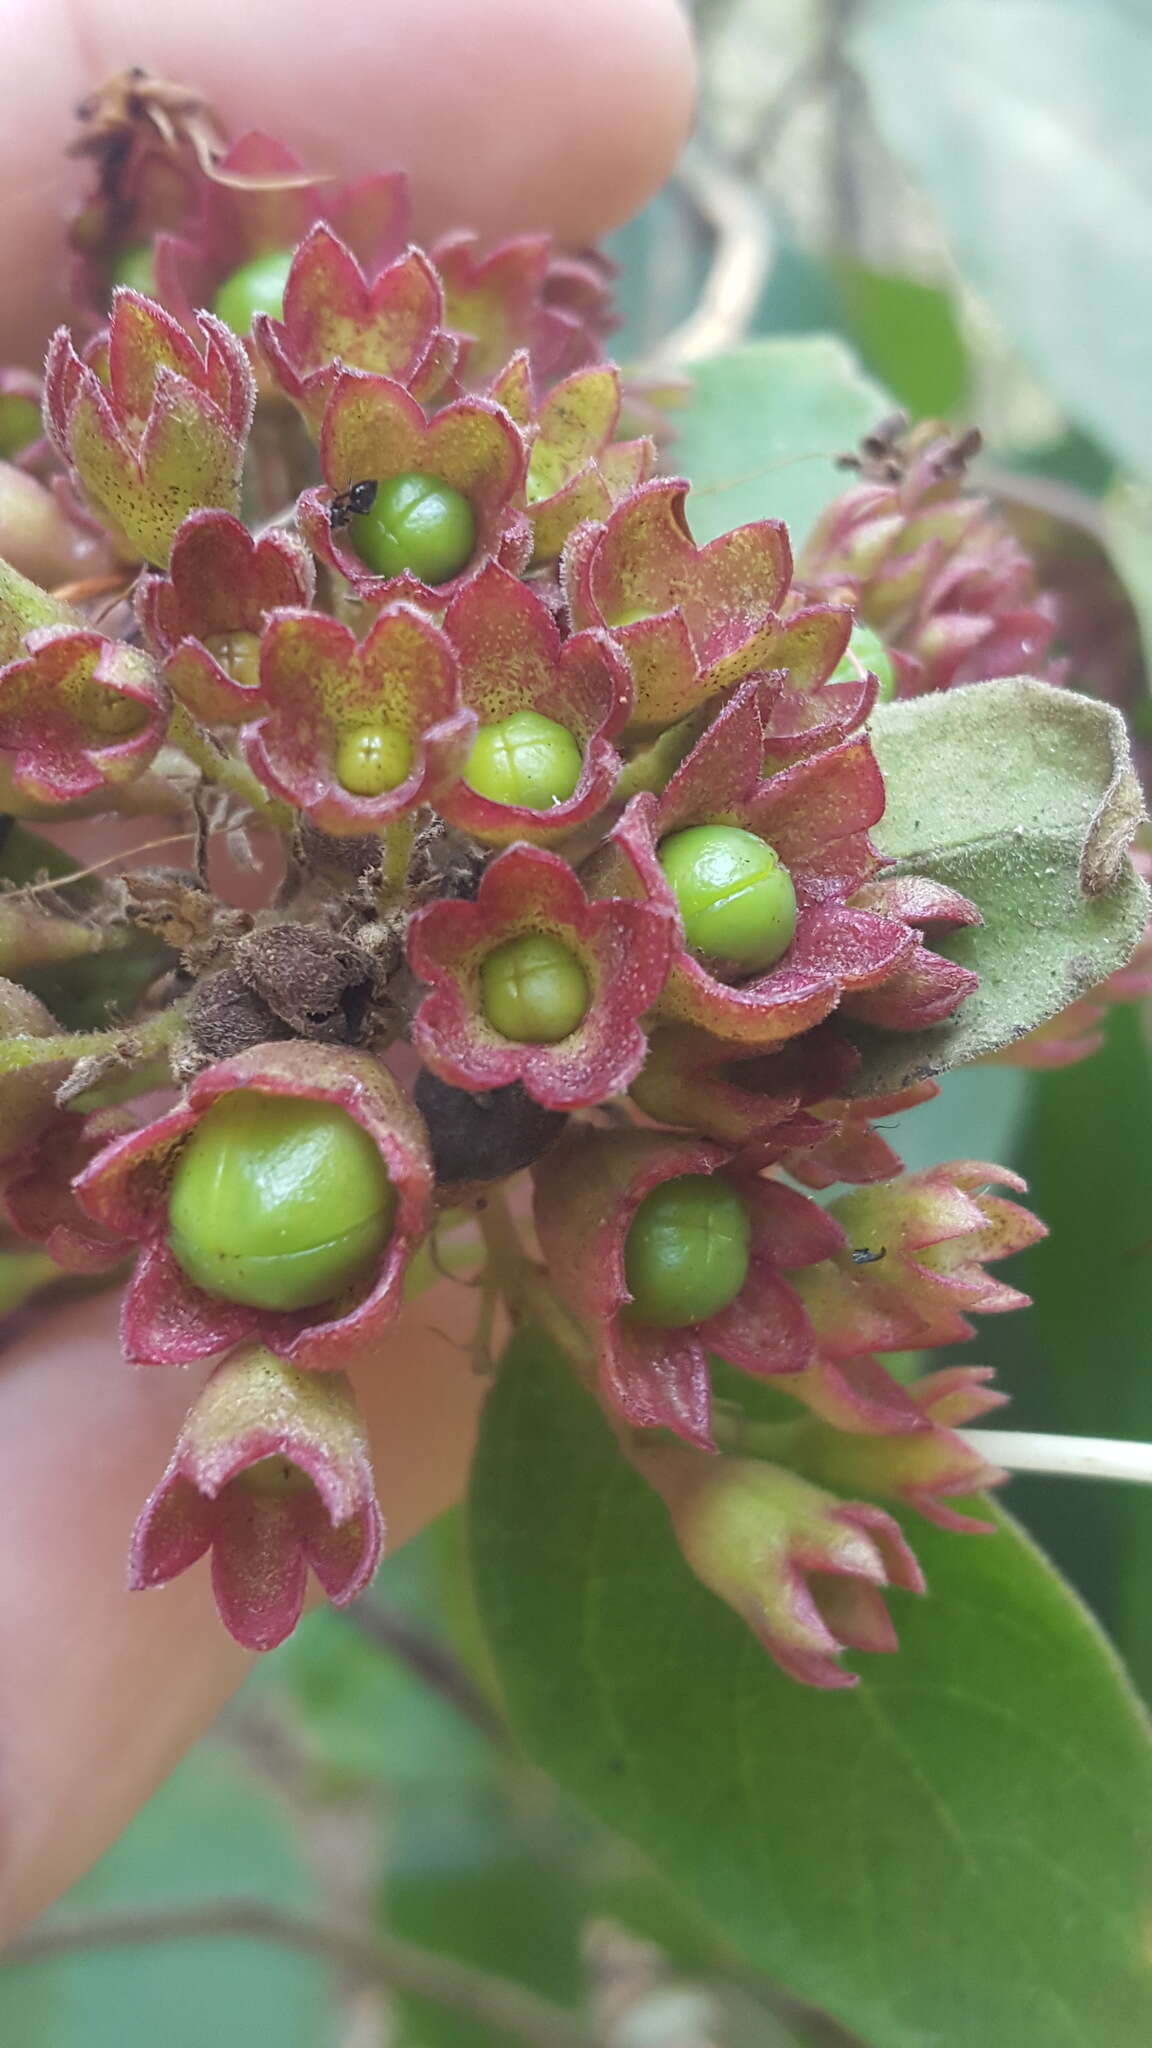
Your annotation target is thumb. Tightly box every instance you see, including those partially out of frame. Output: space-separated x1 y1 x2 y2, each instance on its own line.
0 1281 485 1939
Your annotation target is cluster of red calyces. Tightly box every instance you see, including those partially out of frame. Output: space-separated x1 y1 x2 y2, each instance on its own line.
0 74 1074 1681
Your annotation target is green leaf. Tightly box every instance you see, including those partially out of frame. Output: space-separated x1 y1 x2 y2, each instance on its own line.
471 1333 1152 2048
973 1003 1152 1693
673 337 890 548
848 677 1149 1093
831 260 969 418
851 0 1152 476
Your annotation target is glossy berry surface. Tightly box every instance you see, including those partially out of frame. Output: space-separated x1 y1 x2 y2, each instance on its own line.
464 710 583 810
109 242 157 296
204 630 261 692
0 393 41 458
623 1172 751 1329
167 1092 395 1312
350 472 476 584
480 930 591 1043
335 724 414 797
832 622 896 703
658 824 797 971
212 249 295 335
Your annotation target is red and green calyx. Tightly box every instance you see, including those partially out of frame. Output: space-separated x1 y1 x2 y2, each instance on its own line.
0 75 1115 1688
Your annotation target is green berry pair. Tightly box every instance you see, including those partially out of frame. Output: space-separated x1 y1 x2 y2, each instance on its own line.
333 711 584 807
111 246 297 335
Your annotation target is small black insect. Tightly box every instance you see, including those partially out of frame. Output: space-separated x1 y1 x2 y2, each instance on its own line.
851 1246 887 1266
329 480 378 531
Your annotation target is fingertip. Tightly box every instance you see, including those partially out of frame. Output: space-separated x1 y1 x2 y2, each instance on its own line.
0 0 695 363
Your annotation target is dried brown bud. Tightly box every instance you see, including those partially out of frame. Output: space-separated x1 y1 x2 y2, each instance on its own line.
184 968 293 1066
414 1070 567 1190
233 925 376 1044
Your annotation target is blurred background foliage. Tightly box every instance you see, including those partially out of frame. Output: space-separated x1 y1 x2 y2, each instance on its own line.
5 0 1152 2040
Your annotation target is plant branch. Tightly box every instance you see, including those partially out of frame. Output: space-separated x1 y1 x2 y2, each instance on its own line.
473 1189 592 1372
167 703 292 828
3 1902 595 2048
343 1597 511 1749
659 142 773 365
961 1429 1152 1487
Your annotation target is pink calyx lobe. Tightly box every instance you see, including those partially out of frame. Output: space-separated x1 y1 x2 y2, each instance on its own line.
408 841 675 1109
130 1344 382 1650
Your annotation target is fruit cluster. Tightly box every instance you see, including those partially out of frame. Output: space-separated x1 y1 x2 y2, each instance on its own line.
0 75 1136 1682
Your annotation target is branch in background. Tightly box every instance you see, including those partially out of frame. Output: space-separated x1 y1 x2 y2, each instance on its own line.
980 466 1108 545
658 143 774 366
344 1597 511 1750
3 1902 594 2048
821 0 867 254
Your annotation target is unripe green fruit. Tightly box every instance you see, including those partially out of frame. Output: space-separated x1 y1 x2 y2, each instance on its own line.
658 824 797 971
624 1172 751 1329
832 623 896 703
244 1456 309 1498
0 394 42 458
109 242 156 296
350 472 476 584
78 685 148 738
335 724 414 797
212 249 295 335
465 710 583 811
167 1092 395 1313
480 931 590 1043
204 630 261 692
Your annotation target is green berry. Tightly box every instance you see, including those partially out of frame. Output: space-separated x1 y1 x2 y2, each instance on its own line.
350 472 476 585
0 393 41 458
335 724 414 797
204 630 261 692
167 1092 396 1313
623 1172 751 1329
480 931 590 1043
243 1456 309 1498
78 685 148 739
465 710 583 811
109 242 156 296
212 249 295 335
832 623 896 703
658 824 797 972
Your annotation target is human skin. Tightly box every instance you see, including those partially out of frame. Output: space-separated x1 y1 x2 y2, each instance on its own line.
0 0 694 1936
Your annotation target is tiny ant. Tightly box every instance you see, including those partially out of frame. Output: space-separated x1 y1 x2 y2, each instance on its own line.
329 480 378 532
851 1246 886 1266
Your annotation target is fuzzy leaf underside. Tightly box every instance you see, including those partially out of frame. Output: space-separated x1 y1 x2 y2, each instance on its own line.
848 677 1149 1094
470 1332 1152 2048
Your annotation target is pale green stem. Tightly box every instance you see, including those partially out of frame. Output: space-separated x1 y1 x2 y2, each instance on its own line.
167 703 292 829
960 1430 1152 1487
379 814 416 897
473 1189 592 1373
